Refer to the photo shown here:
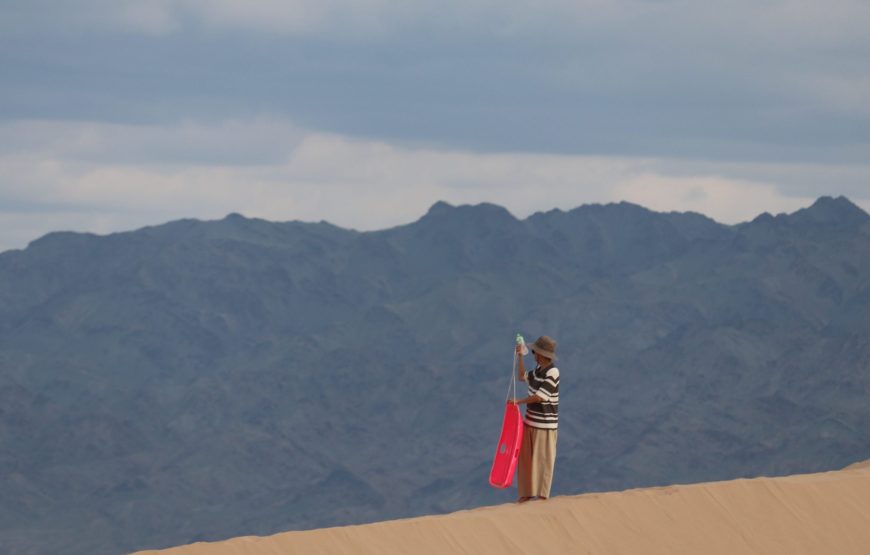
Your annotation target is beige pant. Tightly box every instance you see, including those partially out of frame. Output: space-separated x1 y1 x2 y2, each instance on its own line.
517 424 558 498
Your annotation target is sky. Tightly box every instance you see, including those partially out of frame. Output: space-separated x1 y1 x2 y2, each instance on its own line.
1 0 869 252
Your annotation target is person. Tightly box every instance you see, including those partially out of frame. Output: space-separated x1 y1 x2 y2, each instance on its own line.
510 335 559 502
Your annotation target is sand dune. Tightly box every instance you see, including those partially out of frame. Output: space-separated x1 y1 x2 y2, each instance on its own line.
135 462 870 554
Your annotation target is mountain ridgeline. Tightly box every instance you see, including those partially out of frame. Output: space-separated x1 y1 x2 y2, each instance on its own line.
1 197 869 554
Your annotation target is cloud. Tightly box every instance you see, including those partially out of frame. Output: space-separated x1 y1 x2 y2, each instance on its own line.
0 0 180 36
3 1 869 164
7 1 870 49
27 2 870 42
0 118 307 165
1 117 867 253
177 0 401 37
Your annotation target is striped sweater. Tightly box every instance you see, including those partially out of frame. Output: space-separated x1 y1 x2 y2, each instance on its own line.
525 364 560 429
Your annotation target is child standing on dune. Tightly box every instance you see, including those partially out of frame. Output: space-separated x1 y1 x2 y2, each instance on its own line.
511 335 560 502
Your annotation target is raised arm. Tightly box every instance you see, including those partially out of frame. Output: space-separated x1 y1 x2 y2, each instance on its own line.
516 344 527 382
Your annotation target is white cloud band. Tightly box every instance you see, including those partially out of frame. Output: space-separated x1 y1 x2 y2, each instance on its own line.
2 117 866 253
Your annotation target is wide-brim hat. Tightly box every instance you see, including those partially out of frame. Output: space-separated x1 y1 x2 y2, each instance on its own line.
529 335 557 361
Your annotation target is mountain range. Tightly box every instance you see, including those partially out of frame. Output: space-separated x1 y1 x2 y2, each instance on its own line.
1 196 869 554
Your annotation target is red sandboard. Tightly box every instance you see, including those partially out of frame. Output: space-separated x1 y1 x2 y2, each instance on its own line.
489 402 524 488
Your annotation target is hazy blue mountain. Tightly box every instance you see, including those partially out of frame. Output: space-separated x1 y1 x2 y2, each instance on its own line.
1 196 869 554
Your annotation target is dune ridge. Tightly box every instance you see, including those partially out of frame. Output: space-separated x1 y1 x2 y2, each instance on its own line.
135 462 870 554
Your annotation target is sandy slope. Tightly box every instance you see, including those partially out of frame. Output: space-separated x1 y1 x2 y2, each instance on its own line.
135 462 870 554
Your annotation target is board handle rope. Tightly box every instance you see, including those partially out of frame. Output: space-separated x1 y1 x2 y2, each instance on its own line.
505 334 525 402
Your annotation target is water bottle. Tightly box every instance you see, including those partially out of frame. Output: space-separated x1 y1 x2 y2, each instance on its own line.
516 334 528 355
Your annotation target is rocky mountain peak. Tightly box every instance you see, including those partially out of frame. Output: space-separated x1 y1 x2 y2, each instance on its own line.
789 196 869 227
418 201 519 229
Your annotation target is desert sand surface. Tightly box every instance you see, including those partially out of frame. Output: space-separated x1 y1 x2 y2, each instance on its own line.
135 462 870 555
